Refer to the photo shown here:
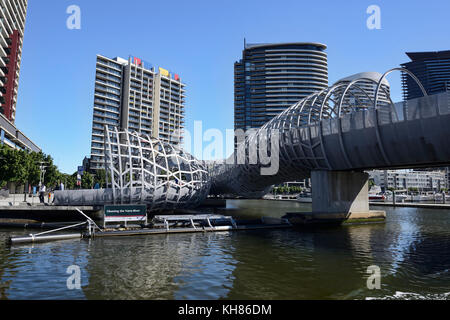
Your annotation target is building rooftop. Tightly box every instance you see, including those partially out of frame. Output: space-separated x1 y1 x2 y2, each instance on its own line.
244 42 327 51
405 50 450 61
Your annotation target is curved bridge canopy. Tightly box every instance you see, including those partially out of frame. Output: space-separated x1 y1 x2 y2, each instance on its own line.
210 69 450 197
55 129 211 211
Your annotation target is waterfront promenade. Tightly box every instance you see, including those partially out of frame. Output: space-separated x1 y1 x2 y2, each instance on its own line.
0 194 102 222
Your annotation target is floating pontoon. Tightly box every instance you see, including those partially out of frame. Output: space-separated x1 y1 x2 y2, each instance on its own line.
8 209 292 245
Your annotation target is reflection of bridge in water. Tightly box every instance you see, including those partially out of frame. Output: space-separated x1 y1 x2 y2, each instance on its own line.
55 68 450 221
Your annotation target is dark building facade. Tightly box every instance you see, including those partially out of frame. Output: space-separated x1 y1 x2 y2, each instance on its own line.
234 42 328 132
401 50 450 100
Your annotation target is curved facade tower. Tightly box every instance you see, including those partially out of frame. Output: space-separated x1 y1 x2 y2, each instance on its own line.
234 42 328 131
333 72 391 109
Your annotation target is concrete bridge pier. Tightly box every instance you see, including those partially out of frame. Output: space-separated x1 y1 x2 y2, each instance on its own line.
286 171 386 225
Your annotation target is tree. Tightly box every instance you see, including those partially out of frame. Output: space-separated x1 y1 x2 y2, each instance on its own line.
0 146 28 186
26 151 43 186
42 154 61 188
61 173 77 190
0 145 68 191
94 169 107 188
81 172 94 189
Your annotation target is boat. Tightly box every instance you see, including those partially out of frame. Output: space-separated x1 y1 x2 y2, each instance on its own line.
411 192 435 202
369 186 385 202
433 193 450 201
385 191 408 202
391 194 408 202
369 194 386 201
296 192 312 203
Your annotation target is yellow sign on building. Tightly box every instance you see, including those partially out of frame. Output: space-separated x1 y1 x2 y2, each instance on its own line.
159 67 169 77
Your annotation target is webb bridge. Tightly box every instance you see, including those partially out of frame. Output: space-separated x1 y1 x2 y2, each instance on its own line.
55 68 450 222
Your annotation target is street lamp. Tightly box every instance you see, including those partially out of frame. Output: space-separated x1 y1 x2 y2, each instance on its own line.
37 161 49 188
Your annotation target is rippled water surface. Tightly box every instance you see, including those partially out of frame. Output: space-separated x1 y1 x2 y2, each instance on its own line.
1 200 450 299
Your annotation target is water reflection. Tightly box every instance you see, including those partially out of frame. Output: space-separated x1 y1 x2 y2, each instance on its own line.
1 239 89 299
83 232 236 300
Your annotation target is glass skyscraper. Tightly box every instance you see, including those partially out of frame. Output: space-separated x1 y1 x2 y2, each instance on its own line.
401 50 450 100
234 42 328 132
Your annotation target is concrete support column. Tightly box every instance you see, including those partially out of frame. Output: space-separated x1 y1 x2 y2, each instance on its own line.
284 170 386 225
312 170 370 219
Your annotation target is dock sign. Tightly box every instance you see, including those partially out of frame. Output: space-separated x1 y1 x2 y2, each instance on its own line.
104 205 147 224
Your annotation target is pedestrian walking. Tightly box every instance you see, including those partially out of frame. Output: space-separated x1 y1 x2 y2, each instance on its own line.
39 184 46 203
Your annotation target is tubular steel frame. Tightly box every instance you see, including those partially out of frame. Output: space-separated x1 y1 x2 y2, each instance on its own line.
54 69 430 204
209 68 429 197
104 127 210 211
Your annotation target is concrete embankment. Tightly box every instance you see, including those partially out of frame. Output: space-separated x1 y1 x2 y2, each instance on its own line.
0 205 103 223
0 198 226 227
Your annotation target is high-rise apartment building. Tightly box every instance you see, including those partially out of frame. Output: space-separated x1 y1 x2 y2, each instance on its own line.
234 42 328 131
0 0 39 153
401 50 450 100
0 0 28 123
90 55 185 171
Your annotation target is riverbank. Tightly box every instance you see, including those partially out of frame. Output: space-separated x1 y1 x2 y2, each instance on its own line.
1 198 448 228
370 201 450 209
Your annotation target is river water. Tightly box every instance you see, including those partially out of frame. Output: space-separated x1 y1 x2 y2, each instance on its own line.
1 200 450 300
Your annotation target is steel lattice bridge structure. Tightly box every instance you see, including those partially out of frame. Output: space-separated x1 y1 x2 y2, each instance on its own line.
209 68 450 197
56 128 211 211
55 68 450 219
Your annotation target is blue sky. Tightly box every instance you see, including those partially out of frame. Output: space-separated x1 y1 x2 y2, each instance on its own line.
15 0 450 174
